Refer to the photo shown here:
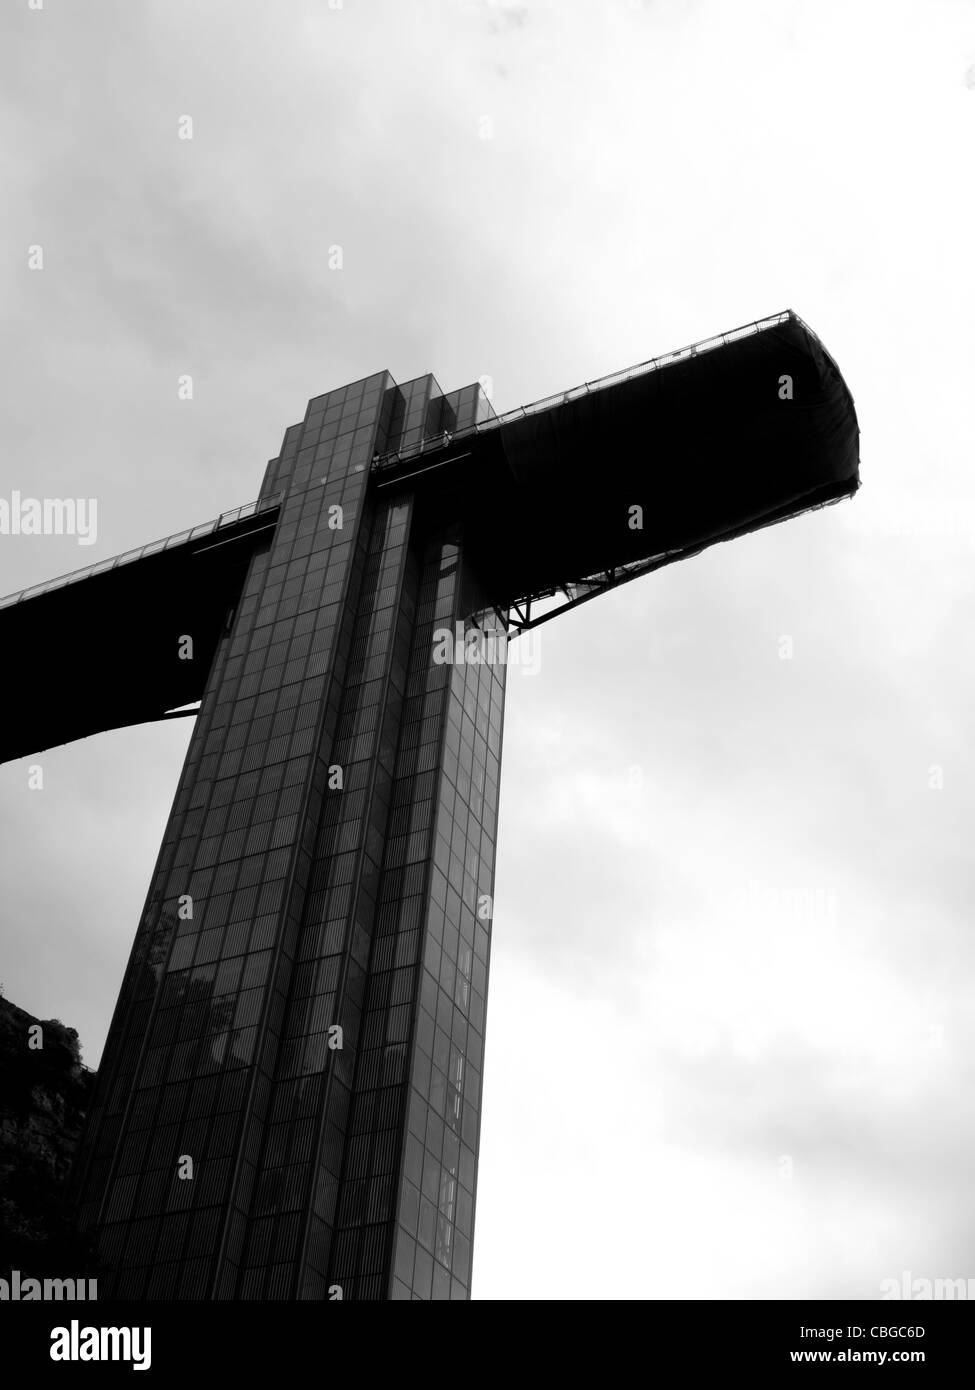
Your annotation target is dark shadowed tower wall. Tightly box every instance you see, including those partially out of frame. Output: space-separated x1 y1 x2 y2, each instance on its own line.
72 371 506 1300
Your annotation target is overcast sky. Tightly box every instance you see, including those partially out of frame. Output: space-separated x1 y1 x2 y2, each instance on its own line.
2 0 973 1300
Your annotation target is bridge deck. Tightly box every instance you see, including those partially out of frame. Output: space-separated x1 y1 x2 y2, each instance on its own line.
0 311 859 763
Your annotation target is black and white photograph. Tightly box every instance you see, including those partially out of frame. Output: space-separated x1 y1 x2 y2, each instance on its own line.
0 0 972 1364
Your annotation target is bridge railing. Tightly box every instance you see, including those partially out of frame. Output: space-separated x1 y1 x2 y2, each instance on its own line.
0 492 283 611
372 309 797 472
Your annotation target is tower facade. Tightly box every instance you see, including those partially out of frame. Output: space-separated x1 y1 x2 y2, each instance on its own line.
74 372 505 1300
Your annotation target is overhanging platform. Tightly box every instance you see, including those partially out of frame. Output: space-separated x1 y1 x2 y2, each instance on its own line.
0 310 859 763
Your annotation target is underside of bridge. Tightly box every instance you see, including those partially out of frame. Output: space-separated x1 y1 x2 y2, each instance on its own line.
0 310 858 767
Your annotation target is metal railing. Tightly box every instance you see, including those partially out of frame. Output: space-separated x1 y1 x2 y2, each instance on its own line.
0 492 283 610
372 309 798 471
